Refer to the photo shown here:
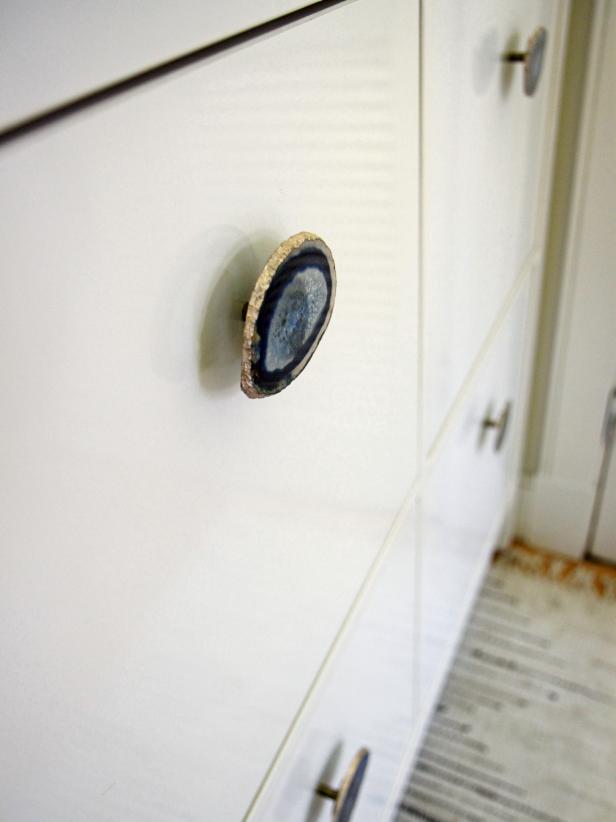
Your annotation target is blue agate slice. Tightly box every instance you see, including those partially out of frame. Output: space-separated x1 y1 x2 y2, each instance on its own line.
241 233 336 398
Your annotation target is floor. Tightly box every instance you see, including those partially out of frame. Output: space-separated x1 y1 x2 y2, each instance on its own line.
395 544 616 822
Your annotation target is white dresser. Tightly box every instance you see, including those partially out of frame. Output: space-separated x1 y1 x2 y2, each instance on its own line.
0 2 568 820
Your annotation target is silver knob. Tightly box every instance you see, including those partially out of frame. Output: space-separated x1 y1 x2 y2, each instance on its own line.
316 748 370 821
483 401 512 451
505 26 548 96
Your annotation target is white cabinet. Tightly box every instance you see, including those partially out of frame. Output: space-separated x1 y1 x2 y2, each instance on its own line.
250 505 418 822
0 2 418 820
418 276 532 725
0 1 568 820
0 1 315 131
422 0 563 449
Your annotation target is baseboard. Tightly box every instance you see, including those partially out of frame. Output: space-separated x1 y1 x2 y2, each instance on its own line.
516 473 594 558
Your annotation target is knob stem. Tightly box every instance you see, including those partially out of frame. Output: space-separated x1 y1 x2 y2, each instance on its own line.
316 784 339 801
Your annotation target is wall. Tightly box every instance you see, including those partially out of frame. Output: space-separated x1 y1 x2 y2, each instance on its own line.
517 0 616 557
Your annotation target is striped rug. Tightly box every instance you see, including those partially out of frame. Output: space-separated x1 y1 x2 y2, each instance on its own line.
395 544 616 822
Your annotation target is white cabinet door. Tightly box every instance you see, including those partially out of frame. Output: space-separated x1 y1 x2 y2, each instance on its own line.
0 1 319 131
418 277 531 728
250 504 418 822
422 0 562 449
0 1 419 819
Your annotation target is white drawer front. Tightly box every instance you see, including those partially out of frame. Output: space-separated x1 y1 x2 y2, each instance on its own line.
1 1 315 131
250 505 417 822
419 277 531 725
0 1 419 819
422 0 562 449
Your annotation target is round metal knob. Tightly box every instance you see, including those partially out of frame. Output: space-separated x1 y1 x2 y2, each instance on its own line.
316 748 370 822
241 232 336 398
505 26 548 96
482 401 512 452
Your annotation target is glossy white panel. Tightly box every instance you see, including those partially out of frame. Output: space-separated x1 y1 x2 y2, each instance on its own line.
422 0 561 450
0 0 317 130
419 278 531 726
250 503 418 822
0 1 419 819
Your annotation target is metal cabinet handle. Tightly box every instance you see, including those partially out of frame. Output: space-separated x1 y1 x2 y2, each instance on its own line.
241 232 336 398
316 748 370 821
505 26 548 96
482 401 512 452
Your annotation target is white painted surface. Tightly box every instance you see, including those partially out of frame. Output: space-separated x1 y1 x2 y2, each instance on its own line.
518 0 616 559
419 278 531 724
422 0 563 451
518 473 595 557
249 502 418 822
0 0 317 131
0 1 419 818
